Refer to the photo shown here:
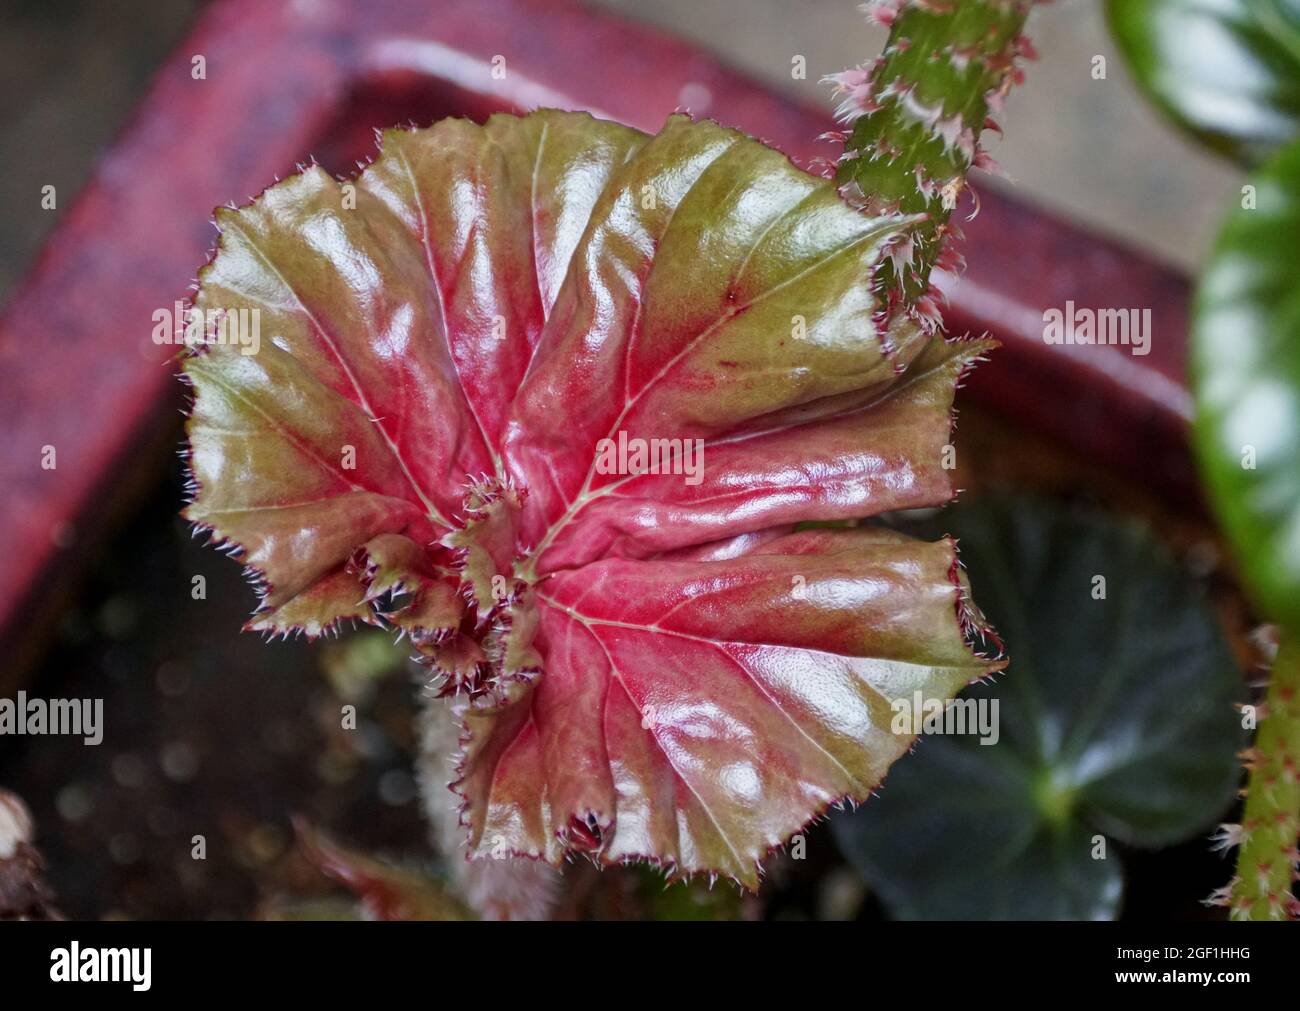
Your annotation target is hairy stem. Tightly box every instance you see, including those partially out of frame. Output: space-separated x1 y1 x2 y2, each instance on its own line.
831 0 1035 320
1229 634 1300 919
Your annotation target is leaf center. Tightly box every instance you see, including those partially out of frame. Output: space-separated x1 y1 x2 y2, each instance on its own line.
1032 766 1078 830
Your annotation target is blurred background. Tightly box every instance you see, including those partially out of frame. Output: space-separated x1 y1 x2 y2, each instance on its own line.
0 0 1262 921
0 0 1240 303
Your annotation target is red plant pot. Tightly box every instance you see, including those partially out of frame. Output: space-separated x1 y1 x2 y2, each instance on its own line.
0 0 1195 663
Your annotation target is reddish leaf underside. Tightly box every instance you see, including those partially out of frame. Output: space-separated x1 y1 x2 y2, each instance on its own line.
182 109 1001 887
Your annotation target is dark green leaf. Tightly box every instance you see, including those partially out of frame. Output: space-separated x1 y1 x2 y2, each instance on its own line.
831 497 1244 919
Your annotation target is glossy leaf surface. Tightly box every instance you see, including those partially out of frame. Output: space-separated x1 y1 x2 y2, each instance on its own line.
1192 138 1300 631
832 498 1244 918
184 110 999 885
1108 0 1300 164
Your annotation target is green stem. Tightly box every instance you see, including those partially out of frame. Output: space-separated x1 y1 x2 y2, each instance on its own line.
833 1 1035 307
1228 633 1300 919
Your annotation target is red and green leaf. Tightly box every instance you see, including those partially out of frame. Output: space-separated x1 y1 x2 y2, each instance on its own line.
183 104 1004 886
